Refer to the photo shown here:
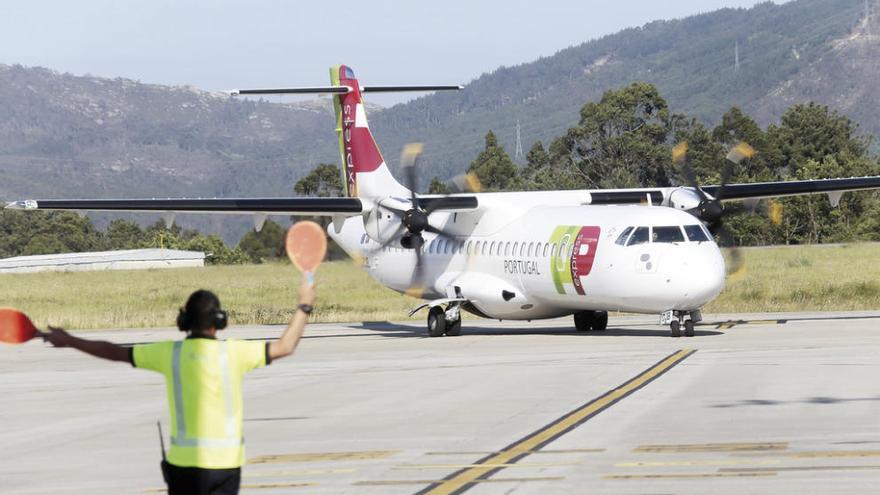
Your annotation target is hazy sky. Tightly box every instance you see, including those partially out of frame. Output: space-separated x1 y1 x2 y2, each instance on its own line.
1 0 786 105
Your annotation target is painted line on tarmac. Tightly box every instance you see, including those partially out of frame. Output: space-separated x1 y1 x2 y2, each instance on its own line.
417 349 696 495
425 448 605 456
721 465 880 473
731 449 880 459
616 459 781 468
248 450 398 464
144 482 317 493
244 468 357 478
355 476 564 486
634 442 788 453
394 461 580 470
603 472 776 480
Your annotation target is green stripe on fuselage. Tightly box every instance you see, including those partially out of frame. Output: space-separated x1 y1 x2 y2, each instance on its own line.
550 225 579 294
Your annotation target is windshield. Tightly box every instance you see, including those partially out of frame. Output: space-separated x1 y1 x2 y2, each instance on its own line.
684 224 710 242
652 226 685 243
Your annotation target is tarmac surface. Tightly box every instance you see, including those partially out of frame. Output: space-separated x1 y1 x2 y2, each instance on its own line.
2 311 879 494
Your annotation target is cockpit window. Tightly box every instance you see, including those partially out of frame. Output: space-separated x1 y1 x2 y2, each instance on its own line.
684 224 709 242
627 226 650 246
653 226 685 243
615 226 634 246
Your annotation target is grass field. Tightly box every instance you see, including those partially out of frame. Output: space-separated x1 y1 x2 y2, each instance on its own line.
0 243 877 330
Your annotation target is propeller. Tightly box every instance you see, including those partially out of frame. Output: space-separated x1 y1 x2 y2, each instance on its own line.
363 143 476 297
673 141 755 277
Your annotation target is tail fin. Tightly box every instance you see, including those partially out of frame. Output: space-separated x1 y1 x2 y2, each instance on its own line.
330 65 409 200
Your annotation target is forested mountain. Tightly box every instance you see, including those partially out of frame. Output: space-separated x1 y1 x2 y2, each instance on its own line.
0 0 878 242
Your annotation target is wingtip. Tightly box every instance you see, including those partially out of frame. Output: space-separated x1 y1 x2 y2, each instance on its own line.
5 200 36 210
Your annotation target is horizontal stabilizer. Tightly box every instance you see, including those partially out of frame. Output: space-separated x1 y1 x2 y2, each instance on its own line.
5 197 364 216
229 85 462 96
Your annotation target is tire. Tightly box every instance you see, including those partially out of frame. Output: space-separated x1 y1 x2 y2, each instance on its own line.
574 311 594 332
427 306 446 337
670 320 681 338
593 311 608 331
445 319 462 336
684 320 695 337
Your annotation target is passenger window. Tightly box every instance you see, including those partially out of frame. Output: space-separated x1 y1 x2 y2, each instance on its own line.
627 227 650 246
512 242 518 257
528 242 534 257
489 241 495 256
653 226 685 243
520 243 527 257
684 225 709 242
542 243 548 257
504 242 510 256
615 226 634 246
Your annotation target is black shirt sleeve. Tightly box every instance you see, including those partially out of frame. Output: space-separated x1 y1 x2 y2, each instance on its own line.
129 347 136 368
265 342 272 366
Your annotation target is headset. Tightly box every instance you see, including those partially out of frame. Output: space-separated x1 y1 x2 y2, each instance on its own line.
177 307 227 332
177 290 228 332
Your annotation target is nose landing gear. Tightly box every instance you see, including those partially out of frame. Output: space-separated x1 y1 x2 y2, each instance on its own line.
661 310 700 338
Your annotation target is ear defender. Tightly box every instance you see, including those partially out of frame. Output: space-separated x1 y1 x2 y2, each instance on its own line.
177 308 191 332
214 310 228 330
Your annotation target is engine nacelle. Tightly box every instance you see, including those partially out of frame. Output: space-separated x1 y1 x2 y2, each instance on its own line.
363 197 408 244
668 187 705 213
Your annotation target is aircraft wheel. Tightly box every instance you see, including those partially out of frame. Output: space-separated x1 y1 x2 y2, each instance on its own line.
427 306 446 337
670 320 681 338
445 318 462 337
574 311 594 332
684 320 695 337
593 311 608 331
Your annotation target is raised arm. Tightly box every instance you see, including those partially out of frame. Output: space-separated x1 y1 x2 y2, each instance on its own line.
43 326 131 363
269 279 316 361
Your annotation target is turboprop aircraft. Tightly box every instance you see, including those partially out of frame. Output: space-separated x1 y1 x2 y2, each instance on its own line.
7 65 880 337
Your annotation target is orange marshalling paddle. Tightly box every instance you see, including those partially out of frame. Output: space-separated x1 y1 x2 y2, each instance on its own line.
284 221 327 286
0 308 45 344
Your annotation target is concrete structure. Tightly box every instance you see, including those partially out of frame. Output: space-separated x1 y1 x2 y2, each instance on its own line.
1 311 878 494
0 249 205 273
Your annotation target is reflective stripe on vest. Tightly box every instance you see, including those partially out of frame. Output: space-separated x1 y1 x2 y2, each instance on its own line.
170 340 242 448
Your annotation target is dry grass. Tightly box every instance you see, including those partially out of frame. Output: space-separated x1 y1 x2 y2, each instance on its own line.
1 243 877 330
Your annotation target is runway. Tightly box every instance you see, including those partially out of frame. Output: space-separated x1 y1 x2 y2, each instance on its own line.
2 311 879 494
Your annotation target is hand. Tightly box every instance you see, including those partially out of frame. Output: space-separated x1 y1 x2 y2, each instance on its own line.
43 326 75 348
298 277 316 306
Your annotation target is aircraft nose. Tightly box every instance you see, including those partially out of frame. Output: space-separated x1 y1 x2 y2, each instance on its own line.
676 245 725 307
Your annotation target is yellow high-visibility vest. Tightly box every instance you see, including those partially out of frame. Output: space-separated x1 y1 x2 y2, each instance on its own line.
133 337 268 469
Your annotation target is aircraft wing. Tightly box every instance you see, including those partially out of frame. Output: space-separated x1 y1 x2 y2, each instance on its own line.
701 176 880 201
4 197 365 216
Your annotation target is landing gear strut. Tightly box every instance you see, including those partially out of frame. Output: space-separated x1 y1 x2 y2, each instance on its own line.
662 310 701 338
426 303 462 337
574 311 608 332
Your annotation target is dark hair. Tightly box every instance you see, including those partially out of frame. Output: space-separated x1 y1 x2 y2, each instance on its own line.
177 290 228 333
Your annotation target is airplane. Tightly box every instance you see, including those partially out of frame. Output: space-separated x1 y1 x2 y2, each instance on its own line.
7 65 880 338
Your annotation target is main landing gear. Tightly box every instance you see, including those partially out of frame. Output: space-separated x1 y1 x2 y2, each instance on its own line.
427 304 462 337
663 310 701 338
574 310 609 332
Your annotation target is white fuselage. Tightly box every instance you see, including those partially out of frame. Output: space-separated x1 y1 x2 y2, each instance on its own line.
329 190 726 321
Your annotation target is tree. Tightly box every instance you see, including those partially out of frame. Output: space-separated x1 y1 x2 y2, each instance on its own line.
428 177 451 194
237 219 285 263
568 82 673 188
467 131 519 191
294 163 344 197
105 219 145 250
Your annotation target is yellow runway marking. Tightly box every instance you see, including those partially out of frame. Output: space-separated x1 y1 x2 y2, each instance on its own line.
419 349 695 495
144 482 317 493
355 476 564 486
244 468 357 478
733 449 880 459
722 465 880 473
249 450 398 464
616 459 781 468
395 462 580 470
426 448 604 456
240 482 316 489
634 442 788 453
603 472 776 480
